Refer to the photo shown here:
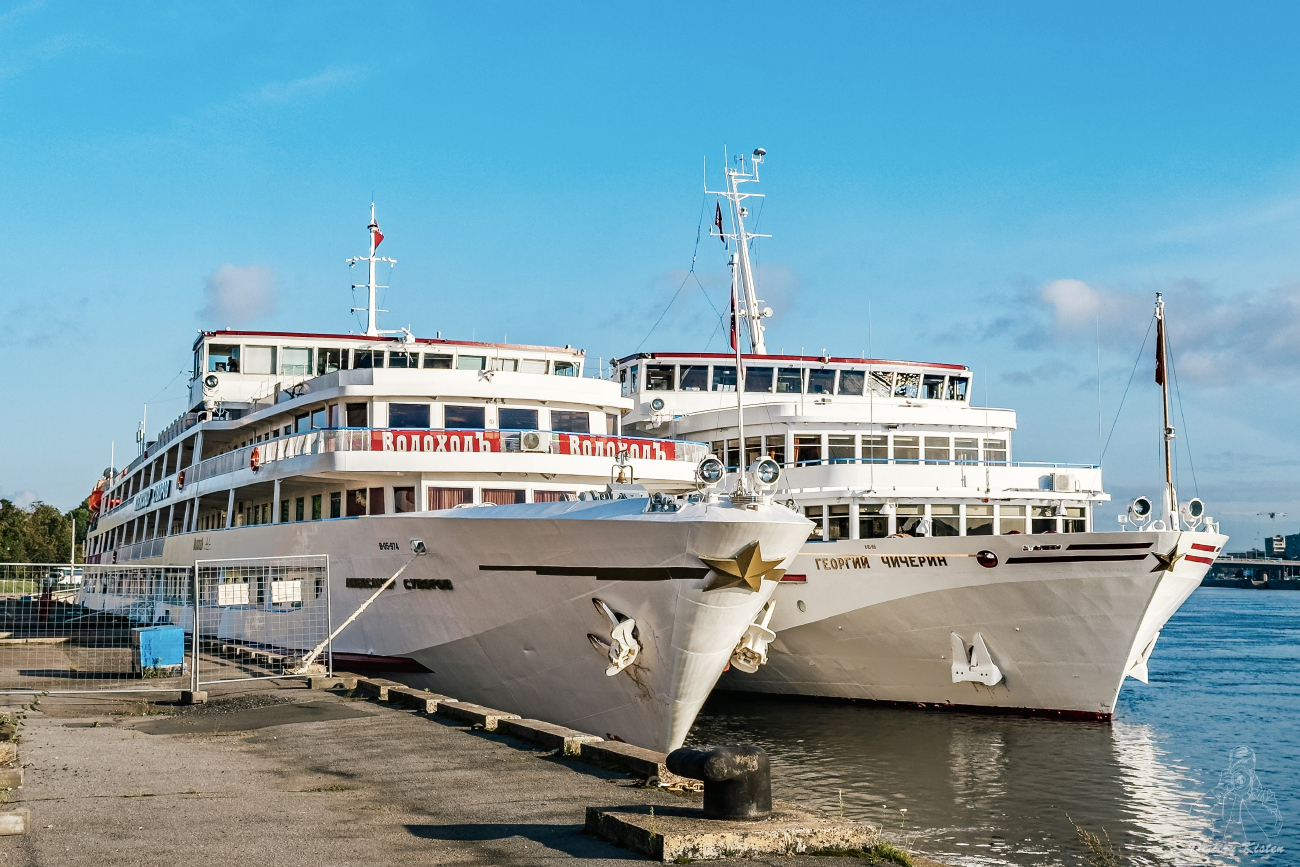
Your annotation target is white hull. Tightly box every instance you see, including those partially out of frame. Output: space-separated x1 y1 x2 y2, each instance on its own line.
84 499 810 751
719 530 1225 716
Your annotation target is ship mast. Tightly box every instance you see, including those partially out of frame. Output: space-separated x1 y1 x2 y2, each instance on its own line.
348 203 397 337
1155 293 1178 529
709 149 772 354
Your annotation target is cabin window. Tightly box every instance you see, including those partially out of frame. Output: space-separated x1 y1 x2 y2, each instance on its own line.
808 369 835 394
295 413 310 433
680 364 708 391
999 504 1026 534
892 435 920 462
280 500 290 523
894 372 919 399
859 504 889 539
745 436 763 468
931 504 960 537
295 497 306 522
924 437 950 465
311 408 327 429
423 353 453 369
921 374 946 400
711 365 736 392
393 486 417 513
1031 505 1058 535
368 487 386 515
794 435 823 465
427 487 472 510
868 371 893 396
311 494 322 520
776 367 804 393
645 364 675 390
745 366 774 393
445 405 486 429
764 435 785 466
499 408 538 430
346 489 367 517
947 377 969 401
534 490 572 503
317 348 342 375
354 350 380 369
896 504 925 535
483 488 525 505
244 345 275 375
346 403 368 428
606 413 619 435
520 359 547 374
1063 506 1087 533
280 347 311 376
984 439 1008 465
620 365 639 396
553 361 578 376
966 504 994 535
389 403 430 429
954 438 979 464
330 492 341 519
457 355 486 371
208 344 240 373
492 357 518 372
725 439 740 470
828 505 850 540
863 435 887 463
550 410 590 433
804 505 824 540
838 370 865 396
389 351 417 369
828 435 855 463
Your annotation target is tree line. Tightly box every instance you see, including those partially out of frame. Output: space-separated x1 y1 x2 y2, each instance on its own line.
0 499 91 564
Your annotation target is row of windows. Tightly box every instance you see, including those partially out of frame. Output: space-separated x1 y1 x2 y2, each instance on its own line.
622 363 969 401
805 503 1088 540
203 344 580 378
710 433 1009 469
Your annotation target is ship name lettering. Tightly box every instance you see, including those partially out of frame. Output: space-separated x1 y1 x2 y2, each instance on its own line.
881 555 948 568
378 542 400 551
814 556 871 570
403 578 454 591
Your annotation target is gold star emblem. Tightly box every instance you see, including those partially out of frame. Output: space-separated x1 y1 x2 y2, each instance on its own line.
699 541 785 592
1150 548 1184 572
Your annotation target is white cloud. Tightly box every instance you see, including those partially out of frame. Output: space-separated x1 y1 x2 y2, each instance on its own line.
197 264 277 328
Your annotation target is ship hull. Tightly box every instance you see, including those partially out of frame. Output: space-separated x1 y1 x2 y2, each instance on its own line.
83 498 810 751
719 530 1225 716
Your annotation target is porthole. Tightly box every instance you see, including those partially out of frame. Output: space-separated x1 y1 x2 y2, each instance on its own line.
797 600 807 613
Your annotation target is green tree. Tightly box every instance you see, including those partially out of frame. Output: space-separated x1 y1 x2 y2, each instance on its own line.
0 499 87 564
0 500 28 562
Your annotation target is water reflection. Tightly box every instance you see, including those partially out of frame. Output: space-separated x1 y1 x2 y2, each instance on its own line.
689 590 1299 866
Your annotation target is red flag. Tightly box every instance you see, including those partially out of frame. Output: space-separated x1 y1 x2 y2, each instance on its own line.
1154 312 1166 386
372 226 384 250
730 290 738 350
715 202 726 246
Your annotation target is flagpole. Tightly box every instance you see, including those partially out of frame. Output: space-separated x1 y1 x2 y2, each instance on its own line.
1155 293 1177 528
731 253 748 494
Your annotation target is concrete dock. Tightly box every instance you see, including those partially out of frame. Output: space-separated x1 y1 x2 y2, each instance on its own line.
0 681 941 866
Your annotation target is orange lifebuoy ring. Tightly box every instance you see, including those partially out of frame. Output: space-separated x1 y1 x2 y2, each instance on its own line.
177 469 186 490
250 447 261 472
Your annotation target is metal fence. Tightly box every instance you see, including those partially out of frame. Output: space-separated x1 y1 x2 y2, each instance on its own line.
0 556 332 695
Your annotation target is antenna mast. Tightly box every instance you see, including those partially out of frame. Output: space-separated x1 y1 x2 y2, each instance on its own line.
708 149 772 354
348 203 397 337
1155 293 1178 529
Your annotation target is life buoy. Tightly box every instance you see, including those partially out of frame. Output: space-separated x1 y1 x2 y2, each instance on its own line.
177 469 185 490
250 447 262 472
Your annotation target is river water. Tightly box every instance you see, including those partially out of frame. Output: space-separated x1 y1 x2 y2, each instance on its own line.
689 588 1298 866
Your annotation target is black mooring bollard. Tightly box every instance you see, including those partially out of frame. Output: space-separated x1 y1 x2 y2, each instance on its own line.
666 744 772 820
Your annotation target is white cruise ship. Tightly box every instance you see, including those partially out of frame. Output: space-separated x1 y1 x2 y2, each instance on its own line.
80 208 811 751
617 151 1226 719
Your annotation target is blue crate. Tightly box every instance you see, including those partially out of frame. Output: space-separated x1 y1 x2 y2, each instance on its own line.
132 625 186 677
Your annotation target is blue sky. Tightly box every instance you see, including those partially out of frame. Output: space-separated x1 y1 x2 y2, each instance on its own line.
2 2 1298 549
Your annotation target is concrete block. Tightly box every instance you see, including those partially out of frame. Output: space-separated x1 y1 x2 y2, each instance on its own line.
435 701 520 731
180 690 207 705
0 742 17 763
579 740 673 782
585 803 879 862
0 808 28 836
0 726 15 742
387 687 455 714
354 678 407 701
495 718 603 756
0 769 22 788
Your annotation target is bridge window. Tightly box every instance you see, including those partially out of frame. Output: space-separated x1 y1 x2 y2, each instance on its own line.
245 345 275 375
354 350 380 369
680 364 708 392
838 370 865 396
499 408 538 430
457 355 486 371
745 366 774 393
445 405 485 429
894 372 919 399
620 365 639 395
389 403 430 429
423 353 453 369
921 374 945 400
966 504 994 535
317 348 342 375
550 410 590 433
984 439 1008 465
553 361 579 376
711 365 736 392
520 359 547 374
646 364 675 390
279 347 311 376
947 376 969 401
208 344 240 373
492 357 518 372
892 435 920 462
390 351 417 369
776 367 804 393
808 369 835 394
868 370 893 396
